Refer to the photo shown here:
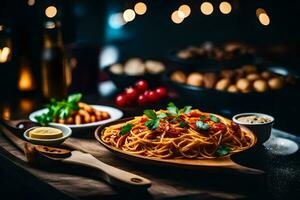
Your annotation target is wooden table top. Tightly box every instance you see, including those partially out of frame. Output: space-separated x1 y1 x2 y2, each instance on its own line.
0 96 300 200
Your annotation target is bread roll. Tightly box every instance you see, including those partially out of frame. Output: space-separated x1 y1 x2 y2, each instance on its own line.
186 73 204 87
203 73 218 88
215 78 230 91
145 60 165 74
236 78 251 91
268 77 284 90
124 58 145 75
227 85 239 93
253 79 268 92
110 64 123 74
171 71 186 83
261 71 272 79
246 73 260 81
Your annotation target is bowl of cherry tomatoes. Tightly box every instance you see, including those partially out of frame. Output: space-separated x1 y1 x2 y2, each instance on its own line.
115 80 168 107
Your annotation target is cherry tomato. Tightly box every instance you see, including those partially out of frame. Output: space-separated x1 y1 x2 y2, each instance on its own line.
143 90 150 97
115 94 127 107
210 122 227 133
135 80 149 92
125 87 138 101
137 94 148 106
147 91 160 102
155 87 167 99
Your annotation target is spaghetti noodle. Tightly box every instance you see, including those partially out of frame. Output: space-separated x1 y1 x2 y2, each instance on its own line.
101 107 256 159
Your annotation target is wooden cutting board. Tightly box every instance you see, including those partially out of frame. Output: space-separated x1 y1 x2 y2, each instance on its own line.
95 118 264 175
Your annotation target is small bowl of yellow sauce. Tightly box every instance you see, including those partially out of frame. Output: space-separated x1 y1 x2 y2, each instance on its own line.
233 113 274 145
24 124 72 145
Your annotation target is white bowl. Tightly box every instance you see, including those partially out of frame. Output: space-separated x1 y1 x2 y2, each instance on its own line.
24 123 72 145
233 113 275 145
29 105 123 132
264 137 299 155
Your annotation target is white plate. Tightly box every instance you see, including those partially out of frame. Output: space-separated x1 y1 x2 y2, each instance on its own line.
24 123 72 145
29 105 123 131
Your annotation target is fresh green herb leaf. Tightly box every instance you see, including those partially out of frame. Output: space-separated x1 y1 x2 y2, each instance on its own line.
157 112 167 119
215 145 231 157
35 93 82 125
143 109 157 119
67 93 82 103
144 119 159 130
120 123 133 135
179 121 186 128
181 106 192 114
200 116 207 121
196 121 210 130
210 115 220 123
167 102 179 116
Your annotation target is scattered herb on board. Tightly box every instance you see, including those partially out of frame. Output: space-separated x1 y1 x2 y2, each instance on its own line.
210 115 220 123
120 123 134 135
196 120 209 130
35 93 82 125
215 145 231 157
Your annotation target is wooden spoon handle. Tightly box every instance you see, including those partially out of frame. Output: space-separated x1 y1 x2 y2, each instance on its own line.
62 151 151 189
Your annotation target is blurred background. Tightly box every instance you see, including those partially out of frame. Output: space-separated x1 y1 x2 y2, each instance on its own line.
0 0 300 132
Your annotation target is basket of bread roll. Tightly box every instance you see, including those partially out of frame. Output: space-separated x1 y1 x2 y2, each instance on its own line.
104 58 166 90
165 64 298 107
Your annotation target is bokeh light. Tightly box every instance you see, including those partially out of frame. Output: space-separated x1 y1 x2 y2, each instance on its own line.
27 0 35 6
123 9 136 22
109 13 126 29
134 2 147 15
45 6 57 18
200 2 214 15
171 11 184 24
256 8 266 17
179 4 191 18
219 2 232 14
258 13 270 26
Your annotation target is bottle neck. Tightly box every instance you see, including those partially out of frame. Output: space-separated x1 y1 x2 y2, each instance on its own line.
43 28 63 48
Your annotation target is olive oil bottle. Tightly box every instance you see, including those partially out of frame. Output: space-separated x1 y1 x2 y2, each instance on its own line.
41 21 70 100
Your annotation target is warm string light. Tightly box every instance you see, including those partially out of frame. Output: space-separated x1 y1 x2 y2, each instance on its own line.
134 2 147 15
27 0 35 6
171 4 191 24
120 2 147 25
256 8 270 26
123 9 136 22
200 2 214 15
178 4 191 18
45 6 57 18
0 47 11 63
219 1 232 14
171 10 184 24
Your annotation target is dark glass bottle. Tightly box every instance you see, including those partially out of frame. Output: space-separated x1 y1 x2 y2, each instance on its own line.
41 21 69 100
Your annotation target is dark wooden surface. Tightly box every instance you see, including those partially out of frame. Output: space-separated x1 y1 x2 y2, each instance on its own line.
0 95 300 200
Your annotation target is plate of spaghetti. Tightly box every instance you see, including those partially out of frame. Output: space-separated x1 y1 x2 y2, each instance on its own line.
95 103 259 172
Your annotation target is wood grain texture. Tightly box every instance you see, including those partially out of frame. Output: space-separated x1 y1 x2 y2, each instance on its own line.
0 125 252 200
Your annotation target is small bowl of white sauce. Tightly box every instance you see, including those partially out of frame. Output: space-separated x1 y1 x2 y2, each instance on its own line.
232 113 274 145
